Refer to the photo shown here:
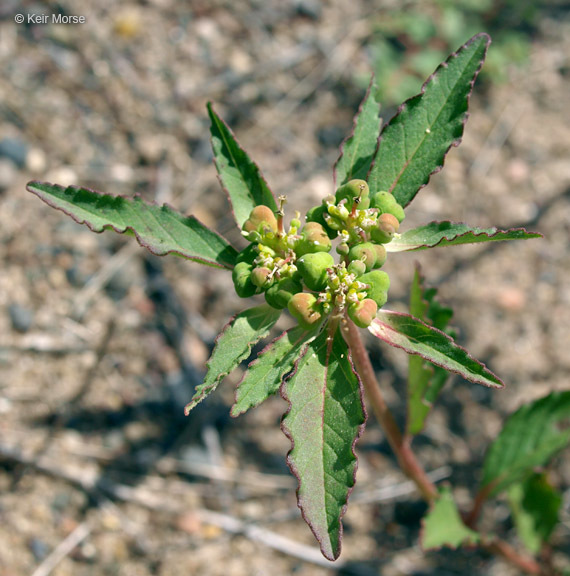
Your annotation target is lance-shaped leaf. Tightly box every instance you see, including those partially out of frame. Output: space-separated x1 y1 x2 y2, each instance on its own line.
334 79 382 187
281 326 366 561
422 486 480 550
407 266 454 436
481 391 570 496
368 34 490 207
369 311 503 389
184 304 281 415
231 325 315 417
508 474 562 555
208 103 277 229
386 221 542 253
27 181 237 269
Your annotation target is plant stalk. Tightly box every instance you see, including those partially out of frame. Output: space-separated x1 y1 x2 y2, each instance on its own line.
484 540 542 575
342 318 438 502
343 319 546 575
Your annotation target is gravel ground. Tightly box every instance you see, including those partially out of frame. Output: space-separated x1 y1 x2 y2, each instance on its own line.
0 2 569 575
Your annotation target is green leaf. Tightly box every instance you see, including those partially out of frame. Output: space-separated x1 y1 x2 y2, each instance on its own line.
208 103 278 229
508 474 562 554
422 486 480 550
368 34 491 207
407 266 454 436
281 326 366 561
184 304 281 414
386 221 542 252
369 311 504 389
27 181 237 269
482 391 570 496
231 326 315 417
334 79 382 187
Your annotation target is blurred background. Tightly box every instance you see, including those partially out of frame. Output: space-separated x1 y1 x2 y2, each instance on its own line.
0 1 568 574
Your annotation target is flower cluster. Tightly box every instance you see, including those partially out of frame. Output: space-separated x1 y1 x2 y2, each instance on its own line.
232 180 406 329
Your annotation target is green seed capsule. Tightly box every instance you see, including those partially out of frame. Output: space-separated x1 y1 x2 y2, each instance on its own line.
242 205 278 234
371 212 400 244
232 262 257 298
348 298 378 328
369 191 405 223
348 242 378 272
265 277 302 309
297 252 335 292
288 292 322 329
358 270 390 307
335 179 370 209
251 266 273 289
347 259 366 276
371 244 387 269
295 222 332 256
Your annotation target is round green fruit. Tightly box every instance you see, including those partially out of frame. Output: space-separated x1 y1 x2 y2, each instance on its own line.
372 244 387 269
288 292 322 329
251 266 273 289
265 277 302 309
347 259 366 277
370 213 400 244
297 252 334 292
242 205 278 234
369 191 405 223
358 270 389 307
348 298 378 328
335 179 369 209
232 262 257 298
295 222 332 256
348 242 378 272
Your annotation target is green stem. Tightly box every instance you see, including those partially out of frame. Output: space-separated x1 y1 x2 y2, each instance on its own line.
342 318 438 502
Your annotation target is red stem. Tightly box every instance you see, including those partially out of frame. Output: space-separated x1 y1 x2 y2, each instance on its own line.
484 540 542 575
342 318 547 575
465 483 494 529
342 318 438 502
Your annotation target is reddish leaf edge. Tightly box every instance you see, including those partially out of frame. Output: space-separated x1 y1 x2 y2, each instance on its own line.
184 311 240 414
333 76 381 189
390 221 543 251
207 102 278 229
230 326 313 418
369 310 505 389
184 305 279 415
27 180 237 270
279 323 368 561
367 33 491 207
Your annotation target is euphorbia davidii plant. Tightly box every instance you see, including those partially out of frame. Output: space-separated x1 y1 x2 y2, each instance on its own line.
28 34 569 573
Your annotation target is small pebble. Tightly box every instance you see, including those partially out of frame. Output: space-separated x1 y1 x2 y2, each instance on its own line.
26 148 47 173
28 538 50 561
294 0 322 20
0 137 28 168
9 303 34 333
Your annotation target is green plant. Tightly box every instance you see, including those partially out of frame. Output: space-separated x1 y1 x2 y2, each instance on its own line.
27 34 568 573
